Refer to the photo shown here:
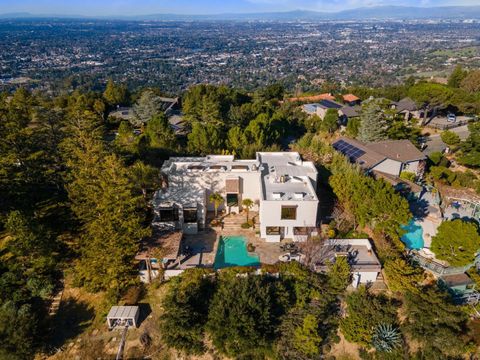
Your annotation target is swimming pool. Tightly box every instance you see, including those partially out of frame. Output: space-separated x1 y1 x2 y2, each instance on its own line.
214 235 260 270
400 220 424 250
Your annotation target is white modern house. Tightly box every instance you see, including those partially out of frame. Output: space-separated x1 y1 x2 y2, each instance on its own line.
152 152 319 242
314 239 382 288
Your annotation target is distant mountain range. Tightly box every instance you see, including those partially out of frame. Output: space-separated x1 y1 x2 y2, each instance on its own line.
2 6 480 21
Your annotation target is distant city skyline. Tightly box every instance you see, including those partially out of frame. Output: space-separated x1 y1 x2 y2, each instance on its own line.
0 0 479 16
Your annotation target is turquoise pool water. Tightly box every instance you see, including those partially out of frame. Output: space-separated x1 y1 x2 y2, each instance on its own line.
400 220 424 249
214 235 260 270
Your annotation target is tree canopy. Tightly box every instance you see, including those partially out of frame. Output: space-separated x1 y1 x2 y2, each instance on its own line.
431 219 480 267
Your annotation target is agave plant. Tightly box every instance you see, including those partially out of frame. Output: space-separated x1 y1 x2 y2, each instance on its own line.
372 323 401 353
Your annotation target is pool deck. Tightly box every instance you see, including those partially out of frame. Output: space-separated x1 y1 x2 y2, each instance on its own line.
220 228 283 265
417 218 438 249
177 227 284 269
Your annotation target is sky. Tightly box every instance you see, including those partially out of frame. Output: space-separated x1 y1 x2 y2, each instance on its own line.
0 0 479 16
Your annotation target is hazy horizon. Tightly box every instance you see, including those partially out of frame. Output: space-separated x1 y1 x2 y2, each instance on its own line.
1 0 480 16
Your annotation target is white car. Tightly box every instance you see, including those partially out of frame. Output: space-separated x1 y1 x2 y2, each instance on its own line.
279 253 303 262
447 113 456 123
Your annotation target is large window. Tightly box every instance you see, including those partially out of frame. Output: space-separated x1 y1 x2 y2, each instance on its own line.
281 206 297 220
159 208 179 222
226 193 239 206
294 227 309 235
266 227 283 235
183 208 198 223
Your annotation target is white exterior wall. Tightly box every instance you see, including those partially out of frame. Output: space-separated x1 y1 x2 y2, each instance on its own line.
316 107 327 119
259 200 319 242
371 158 402 177
401 160 420 175
353 271 379 285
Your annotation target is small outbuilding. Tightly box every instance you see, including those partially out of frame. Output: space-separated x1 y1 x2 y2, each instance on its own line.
107 306 140 329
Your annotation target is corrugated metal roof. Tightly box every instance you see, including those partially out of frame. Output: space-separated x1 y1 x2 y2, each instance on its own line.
107 306 139 319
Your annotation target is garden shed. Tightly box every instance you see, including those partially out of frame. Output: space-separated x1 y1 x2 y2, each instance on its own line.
106 306 140 329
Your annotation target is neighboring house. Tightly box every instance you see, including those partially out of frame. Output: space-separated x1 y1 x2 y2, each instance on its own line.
391 97 427 121
108 102 185 134
108 107 134 121
338 105 361 126
342 94 361 106
332 137 427 179
314 239 382 288
302 99 343 119
439 273 476 298
168 112 187 135
153 152 319 242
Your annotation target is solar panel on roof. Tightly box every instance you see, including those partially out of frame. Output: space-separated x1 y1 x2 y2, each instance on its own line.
333 140 365 161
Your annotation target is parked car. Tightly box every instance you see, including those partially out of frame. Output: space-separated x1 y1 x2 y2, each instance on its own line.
279 253 303 262
447 113 457 123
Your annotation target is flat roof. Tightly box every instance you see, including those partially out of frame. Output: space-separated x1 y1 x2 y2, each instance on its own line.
257 152 318 202
160 152 318 203
316 239 381 271
107 306 139 320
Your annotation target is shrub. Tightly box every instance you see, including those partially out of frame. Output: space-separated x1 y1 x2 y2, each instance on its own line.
241 222 252 229
247 243 256 252
400 171 416 182
428 151 443 165
441 130 461 146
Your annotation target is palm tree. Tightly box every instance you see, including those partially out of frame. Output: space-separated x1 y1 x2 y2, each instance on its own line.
241 198 254 222
209 192 224 218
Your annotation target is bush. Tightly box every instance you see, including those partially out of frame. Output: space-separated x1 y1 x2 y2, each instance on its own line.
400 171 416 182
247 243 256 252
428 151 443 165
241 222 252 229
441 130 461 146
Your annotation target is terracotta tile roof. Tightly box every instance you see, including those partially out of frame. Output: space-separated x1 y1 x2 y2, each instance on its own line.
343 94 360 102
287 93 335 102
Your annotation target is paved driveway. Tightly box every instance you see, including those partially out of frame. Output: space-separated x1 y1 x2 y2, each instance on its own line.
422 125 470 156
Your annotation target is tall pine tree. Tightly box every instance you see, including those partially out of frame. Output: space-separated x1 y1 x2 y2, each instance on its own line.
63 111 149 298
358 99 388 142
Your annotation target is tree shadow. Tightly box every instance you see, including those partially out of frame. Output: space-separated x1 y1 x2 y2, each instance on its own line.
48 299 95 349
137 303 152 327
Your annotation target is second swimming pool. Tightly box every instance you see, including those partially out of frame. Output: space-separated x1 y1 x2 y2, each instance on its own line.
400 219 424 250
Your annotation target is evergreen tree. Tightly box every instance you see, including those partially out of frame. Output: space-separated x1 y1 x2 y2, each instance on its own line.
0 301 38 360
187 122 224 155
207 275 277 358
132 90 166 127
63 113 149 298
431 219 480 267
340 287 398 347
461 70 480 93
144 113 177 151
358 99 388 142
383 258 423 294
160 269 214 355
103 79 128 106
320 109 339 134
448 65 467 88
403 286 468 357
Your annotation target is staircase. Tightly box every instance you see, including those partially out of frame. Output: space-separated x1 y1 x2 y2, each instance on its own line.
222 214 245 231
